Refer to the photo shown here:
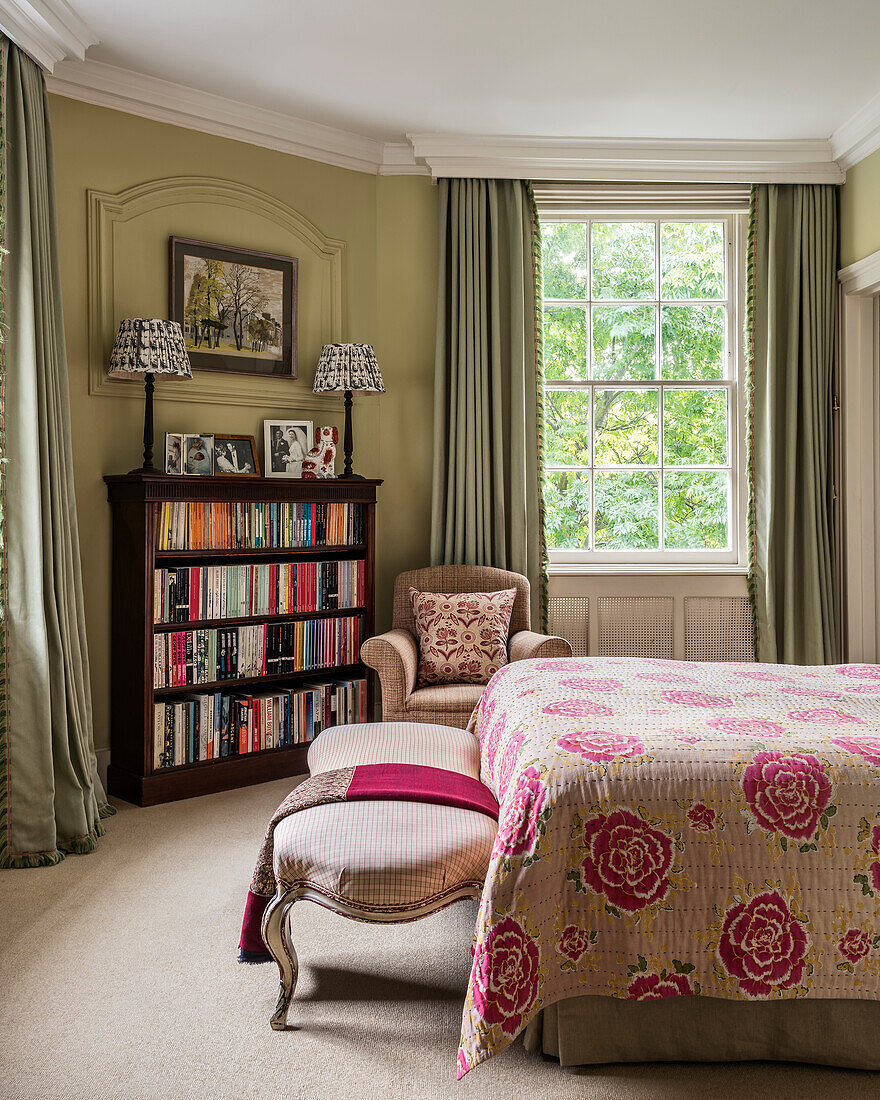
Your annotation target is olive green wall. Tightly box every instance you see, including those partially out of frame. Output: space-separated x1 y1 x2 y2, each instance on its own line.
840 147 880 268
49 94 438 753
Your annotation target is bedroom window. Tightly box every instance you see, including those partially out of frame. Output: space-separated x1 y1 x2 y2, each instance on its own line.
541 214 747 567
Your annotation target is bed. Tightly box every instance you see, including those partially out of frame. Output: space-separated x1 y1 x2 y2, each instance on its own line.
457 656 880 1078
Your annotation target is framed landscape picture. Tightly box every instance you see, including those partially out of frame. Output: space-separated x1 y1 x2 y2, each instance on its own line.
170 237 298 378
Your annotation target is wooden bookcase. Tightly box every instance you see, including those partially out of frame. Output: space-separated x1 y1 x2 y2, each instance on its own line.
104 472 380 806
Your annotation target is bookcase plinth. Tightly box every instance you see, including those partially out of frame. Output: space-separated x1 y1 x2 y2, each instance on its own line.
104 473 380 807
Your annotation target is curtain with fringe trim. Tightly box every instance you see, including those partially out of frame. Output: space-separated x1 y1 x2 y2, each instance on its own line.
746 183 838 665
0 36 113 868
430 179 548 629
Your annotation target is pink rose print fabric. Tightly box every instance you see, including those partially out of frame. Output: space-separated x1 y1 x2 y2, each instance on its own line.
458 657 880 1078
717 889 809 996
470 915 540 1038
556 730 645 763
628 972 694 999
578 809 673 911
409 586 515 686
741 752 833 842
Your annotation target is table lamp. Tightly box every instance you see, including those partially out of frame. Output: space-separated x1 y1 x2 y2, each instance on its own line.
313 343 384 479
107 319 192 473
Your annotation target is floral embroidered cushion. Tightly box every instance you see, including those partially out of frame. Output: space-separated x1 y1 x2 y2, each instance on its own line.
409 587 516 687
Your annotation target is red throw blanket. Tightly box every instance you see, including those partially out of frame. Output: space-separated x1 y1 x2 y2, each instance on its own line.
239 763 499 961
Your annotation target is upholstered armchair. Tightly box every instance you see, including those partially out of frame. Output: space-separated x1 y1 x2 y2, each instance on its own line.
361 565 572 729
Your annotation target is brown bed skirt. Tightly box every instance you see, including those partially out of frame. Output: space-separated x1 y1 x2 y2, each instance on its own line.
523 996 880 1071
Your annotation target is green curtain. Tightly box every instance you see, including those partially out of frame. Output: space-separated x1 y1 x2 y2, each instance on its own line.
747 183 838 665
0 37 112 868
430 178 547 627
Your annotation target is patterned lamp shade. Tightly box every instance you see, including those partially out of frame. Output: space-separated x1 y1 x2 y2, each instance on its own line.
312 343 384 393
107 318 192 378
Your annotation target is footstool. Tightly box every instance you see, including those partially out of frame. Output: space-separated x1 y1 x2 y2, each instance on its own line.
257 721 498 1030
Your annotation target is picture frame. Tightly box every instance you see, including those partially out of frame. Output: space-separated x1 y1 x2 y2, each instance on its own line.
264 420 313 478
169 236 298 379
164 432 184 475
183 433 215 476
214 434 261 477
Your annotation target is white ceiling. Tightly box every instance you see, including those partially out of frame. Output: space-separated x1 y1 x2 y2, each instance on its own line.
54 0 880 144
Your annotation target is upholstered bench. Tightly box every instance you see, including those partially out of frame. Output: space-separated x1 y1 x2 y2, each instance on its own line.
241 722 498 1030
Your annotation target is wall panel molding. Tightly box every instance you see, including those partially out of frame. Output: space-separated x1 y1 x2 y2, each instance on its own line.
87 175 345 410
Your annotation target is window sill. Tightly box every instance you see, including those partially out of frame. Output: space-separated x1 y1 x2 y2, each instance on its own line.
547 563 749 577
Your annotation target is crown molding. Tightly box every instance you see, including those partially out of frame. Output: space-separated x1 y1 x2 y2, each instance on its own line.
0 0 96 70
47 58 391 174
831 89 880 171
407 134 845 184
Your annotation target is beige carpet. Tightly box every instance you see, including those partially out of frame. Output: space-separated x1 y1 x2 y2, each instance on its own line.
1 778 878 1100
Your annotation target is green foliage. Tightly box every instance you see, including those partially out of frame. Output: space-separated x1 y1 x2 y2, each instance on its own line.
544 307 586 380
592 222 654 299
541 218 731 553
595 472 659 549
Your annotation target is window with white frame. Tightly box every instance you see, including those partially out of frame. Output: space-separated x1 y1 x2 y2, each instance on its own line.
540 212 747 566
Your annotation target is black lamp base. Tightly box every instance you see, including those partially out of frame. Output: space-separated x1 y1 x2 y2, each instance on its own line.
130 373 157 474
339 388 366 479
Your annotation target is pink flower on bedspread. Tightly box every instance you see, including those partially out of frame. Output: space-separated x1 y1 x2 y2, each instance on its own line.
672 733 703 745
497 732 525 798
533 659 593 672
787 708 865 724
542 699 614 718
483 716 506 768
687 803 716 832
838 928 872 964
717 889 809 997
832 734 880 767
661 690 735 708
627 972 694 999
556 730 644 764
557 925 594 965
738 669 795 682
742 752 832 841
472 916 540 1035
492 767 546 860
558 677 623 692
579 810 674 912
780 685 845 699
835 664 880 680
706 717 786 738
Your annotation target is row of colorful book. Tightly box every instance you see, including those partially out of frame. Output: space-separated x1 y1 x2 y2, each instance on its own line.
153 559 366 624
153 678 368 768
153 616 362 688
155 500 364 550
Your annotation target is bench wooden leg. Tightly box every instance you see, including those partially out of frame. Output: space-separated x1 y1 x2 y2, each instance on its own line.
261 889 300 1030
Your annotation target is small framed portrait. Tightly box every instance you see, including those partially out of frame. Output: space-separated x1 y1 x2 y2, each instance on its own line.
214 434 261 477
184 433 215 476
164 432 184 475
264 420 313 478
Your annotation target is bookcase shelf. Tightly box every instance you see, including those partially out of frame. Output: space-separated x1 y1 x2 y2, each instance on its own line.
153 608 366 632
104 473 380 807
153 662 367 697
155 545 366 561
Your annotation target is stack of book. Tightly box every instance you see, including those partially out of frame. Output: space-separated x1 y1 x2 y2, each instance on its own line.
153 559 365 623
153 677 368 768
156 501 364 550
153 616 362 687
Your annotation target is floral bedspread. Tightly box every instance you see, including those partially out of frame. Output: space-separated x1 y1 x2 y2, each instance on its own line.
457 656 880 1078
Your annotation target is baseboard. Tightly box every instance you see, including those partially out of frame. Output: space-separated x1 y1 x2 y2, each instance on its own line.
96 749 110 791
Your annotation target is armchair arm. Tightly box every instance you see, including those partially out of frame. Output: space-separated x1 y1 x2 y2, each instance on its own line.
508 630 572 663
360 629 419 712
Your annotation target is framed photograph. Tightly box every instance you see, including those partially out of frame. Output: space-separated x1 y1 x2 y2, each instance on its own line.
164 432 183 475
264 420 313 478
169 236 298 379
214 434 261 477
184 434 215 476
